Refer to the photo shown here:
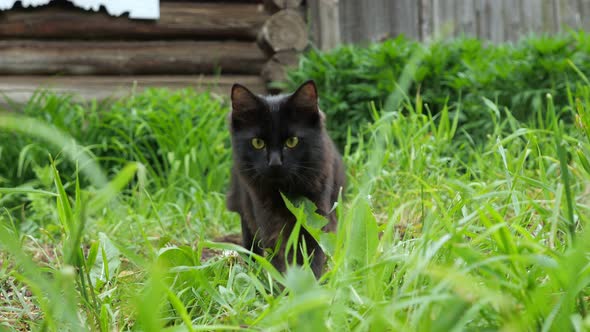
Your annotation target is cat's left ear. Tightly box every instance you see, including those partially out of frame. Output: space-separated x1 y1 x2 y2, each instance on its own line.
231 83 264 130
289 80 319 112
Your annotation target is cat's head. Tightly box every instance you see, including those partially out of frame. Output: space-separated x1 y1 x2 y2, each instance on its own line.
229 80 327 186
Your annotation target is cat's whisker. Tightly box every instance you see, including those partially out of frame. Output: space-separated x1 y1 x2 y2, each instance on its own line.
294 167 336 192
293 164 319 171
238 165 259 172
289 171 316 190
296 159 322 164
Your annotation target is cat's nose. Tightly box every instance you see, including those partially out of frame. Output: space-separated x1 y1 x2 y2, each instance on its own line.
268 151 282 167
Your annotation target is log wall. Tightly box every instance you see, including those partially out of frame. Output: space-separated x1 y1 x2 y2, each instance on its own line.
0 0 308 105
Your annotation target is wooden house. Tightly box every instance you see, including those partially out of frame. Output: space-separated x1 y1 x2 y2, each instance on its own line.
0 0 308 105
1 0 588 106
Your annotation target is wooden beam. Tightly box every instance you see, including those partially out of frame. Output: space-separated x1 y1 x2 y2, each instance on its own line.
257 9 308 54
456 0 476 37
583 0 590 30
261 51 299 89
555 0 583 30
391 0 421 40
0 2 269 40
0 75 267 106
0 41 267 75
419 0 433 42
264 0 303 13
308 0 341 50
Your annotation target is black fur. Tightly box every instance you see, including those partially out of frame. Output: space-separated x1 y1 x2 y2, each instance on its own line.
226 80 345 278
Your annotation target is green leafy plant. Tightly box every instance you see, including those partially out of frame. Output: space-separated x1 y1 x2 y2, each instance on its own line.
0 89 231 193
3 47 590 330
286 31 590 147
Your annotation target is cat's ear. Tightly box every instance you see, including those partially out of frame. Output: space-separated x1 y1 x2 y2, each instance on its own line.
231 84 260 113
288 80 322 125
231 84 263 129
289 80 319 111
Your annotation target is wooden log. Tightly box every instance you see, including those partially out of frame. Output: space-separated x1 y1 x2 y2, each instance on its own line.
261 51 299 84
0 75 266 106
257 9 308 54
0 41 266 75
264 0 303 12
0 2 268 40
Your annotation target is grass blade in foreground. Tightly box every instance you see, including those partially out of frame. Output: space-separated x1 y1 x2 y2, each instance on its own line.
3 71 590 330
0 113 141 330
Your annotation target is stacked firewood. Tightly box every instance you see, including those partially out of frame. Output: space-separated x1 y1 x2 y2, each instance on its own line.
259 0 308 90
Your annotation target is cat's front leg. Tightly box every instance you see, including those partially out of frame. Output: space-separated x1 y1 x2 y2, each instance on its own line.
269 226 323 278
240 216 263 256
266 216 324 278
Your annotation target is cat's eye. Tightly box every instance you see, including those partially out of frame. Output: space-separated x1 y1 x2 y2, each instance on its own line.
285 136 299 148
251 138 265 149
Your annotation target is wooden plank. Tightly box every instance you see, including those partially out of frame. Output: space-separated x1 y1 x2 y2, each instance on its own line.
391 0 420 40
313 0 587 46
475 0 493 40
555 0 582 30
319 0 342 49
582 0 590 29
503 0 522 41
431 0 441 37
541 0 558 32
372 0 391 41
419 0 433 41
433 0 456 38
489 0 505 42
0 75 267 106
455 0 476 37
308 0 341 50
0 41 266 75
308 0 321 48
521 0 544 34
441 0 457 36
0 2 268 40
338 0 365 43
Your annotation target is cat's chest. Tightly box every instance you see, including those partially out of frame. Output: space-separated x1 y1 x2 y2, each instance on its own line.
278 184 316 202
247 178 321 209
261 187 315 208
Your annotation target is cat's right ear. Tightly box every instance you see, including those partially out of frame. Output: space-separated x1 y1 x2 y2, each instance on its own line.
231 84 262 130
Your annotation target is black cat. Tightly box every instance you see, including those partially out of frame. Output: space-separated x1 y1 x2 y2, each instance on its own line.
226 80 345 278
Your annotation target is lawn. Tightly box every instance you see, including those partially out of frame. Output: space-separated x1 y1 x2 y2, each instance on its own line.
2 37 590 331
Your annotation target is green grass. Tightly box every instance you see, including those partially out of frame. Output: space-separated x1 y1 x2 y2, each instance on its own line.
285 31 590 147
3 76 590 330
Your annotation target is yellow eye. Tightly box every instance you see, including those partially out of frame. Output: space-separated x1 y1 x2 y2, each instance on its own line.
251 138 265 149
285 136 299 148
